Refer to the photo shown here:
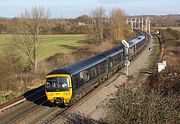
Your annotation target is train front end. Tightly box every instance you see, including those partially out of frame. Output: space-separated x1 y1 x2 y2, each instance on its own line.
45 74 72 106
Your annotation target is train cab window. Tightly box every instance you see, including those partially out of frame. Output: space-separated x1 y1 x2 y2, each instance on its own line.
47 78 56 88
57 77 69 88
46 76 70 91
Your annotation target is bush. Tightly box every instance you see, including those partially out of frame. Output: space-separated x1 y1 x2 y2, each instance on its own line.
0 56 16 91
0 55 43 103
104 84 179 124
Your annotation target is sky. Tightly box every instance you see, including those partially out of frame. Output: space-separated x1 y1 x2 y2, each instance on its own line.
0 0 180 18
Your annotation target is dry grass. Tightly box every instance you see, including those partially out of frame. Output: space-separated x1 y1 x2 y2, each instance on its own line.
104 83 179 124
158 28 180 69
0 56 16 91
84 40 115 54
37 53 76 74
164 42 180 68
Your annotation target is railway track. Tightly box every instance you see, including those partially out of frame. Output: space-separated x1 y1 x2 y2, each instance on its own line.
0 86 50 124
0 30 150 124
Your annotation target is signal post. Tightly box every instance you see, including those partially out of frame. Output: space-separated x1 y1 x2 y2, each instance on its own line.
122 40 130 75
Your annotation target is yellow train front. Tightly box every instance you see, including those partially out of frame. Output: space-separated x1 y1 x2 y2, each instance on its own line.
45 74 72 106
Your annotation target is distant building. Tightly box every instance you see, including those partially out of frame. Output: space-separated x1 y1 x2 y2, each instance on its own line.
78 22 85 26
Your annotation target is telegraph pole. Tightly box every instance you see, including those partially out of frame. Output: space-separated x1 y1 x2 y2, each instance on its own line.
148 18 151 33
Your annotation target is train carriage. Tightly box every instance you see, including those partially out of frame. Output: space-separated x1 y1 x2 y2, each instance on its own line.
128 36 146 60
45 34 148 106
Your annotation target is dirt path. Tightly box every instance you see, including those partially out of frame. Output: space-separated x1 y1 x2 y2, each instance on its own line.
51 35 156 123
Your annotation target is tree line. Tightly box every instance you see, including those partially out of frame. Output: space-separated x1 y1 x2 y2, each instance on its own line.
0 17 89 34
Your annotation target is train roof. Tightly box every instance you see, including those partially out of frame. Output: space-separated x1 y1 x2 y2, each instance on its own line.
128 36 145 47
100 45 124 58
48 44 124 76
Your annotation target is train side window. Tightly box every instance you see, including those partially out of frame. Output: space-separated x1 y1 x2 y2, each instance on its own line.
114 56 117 62
80 71 89 82
116 55 119 63
84 71 89 81
80 71 84 79
119 53 122 61
73 77 78 90
109 57 113 67
110 62 113 67
129 48 134 54
72 75 80 90
97 65 102 74
102 62 106 72
116 54 121 63
91 67 97 77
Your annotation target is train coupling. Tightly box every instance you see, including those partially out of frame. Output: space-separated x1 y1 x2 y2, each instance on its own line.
54 98 64 105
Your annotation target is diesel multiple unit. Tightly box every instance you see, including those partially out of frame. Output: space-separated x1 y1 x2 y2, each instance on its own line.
45 34 148 106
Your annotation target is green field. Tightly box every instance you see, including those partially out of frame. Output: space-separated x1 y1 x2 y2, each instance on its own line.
0 35 13 54
153 27 180 31
170 27 180 31
0 34 87 61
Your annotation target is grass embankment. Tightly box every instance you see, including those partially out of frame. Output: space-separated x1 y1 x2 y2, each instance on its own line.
153 27 180 31
146 35 161 70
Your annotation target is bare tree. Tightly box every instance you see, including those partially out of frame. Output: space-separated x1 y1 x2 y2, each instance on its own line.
89 7 132 43
110 8 126 41
11 6 50 72
90 6 106 42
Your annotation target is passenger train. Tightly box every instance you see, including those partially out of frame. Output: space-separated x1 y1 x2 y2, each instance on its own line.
45 33 148 106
